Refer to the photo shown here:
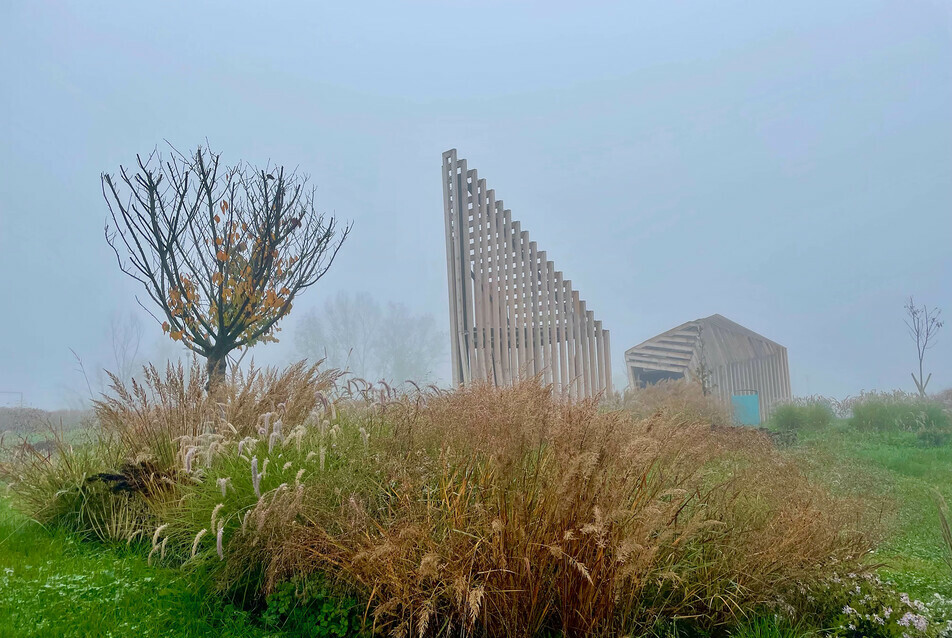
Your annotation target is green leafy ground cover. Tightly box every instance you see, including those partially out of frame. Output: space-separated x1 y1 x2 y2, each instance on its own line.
0 498 281 638
779 418 952 599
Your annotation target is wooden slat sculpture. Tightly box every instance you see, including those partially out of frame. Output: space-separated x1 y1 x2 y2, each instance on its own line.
442 149 612 399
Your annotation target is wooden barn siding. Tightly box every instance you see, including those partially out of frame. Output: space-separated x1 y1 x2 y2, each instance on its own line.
442 149 612 398
625 316 793 423
710 350 791 422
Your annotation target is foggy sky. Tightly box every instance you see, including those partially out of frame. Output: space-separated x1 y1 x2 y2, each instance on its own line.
1 1 950 408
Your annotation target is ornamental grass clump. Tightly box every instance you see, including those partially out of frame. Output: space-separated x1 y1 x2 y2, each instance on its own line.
94 358 338 471
7 369 876 637
161 381 872 637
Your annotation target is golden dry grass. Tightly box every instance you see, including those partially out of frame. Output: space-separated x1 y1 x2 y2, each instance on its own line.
9 370 876 637
210 381 872 637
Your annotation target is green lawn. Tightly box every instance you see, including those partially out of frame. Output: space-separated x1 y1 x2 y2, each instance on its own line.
0 498 280 638
781 419 952 599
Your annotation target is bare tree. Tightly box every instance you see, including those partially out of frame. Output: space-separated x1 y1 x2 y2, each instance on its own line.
295 291 382 378
691 324 716 396
108 312 143 385
375 302 444 383
295 292 444 384
102 145 350 385
904 296 943 397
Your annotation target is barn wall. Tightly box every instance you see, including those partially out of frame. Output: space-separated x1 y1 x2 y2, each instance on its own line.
625 315 793 424
709 350 791 422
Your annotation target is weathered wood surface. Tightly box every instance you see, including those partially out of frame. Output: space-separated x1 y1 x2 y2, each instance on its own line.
625 314 792 421
443 149 612 398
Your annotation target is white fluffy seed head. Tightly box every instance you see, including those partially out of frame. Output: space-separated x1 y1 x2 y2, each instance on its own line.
184 447 198 473
191 528 208 558
211 503 224 531
152 524 168 547
251 456 261 498
216 524 225 560
268 431 283 453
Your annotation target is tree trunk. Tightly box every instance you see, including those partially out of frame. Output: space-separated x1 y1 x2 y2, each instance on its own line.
206 352 228 391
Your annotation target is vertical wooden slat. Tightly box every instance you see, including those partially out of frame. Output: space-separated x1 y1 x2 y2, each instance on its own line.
521 231 536 376
536 250 552 385
511 222 525 378
565 281 577 399
579 302 591 397
528 241 542 378
475 177 493 382
555 272 569 397
442 151 462 387
489 198 508 385
460 164 476 384
504 211 517 383
595 320 605 394
570 289 582 398
587 311 597 395
546 260 559 391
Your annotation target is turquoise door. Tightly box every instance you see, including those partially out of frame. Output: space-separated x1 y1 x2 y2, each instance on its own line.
731 392 760 426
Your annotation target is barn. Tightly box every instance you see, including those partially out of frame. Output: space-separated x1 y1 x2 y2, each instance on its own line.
625 314 792 424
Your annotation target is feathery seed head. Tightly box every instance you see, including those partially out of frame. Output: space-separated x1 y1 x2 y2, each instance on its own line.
152 524 168 547
191 528 208 558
